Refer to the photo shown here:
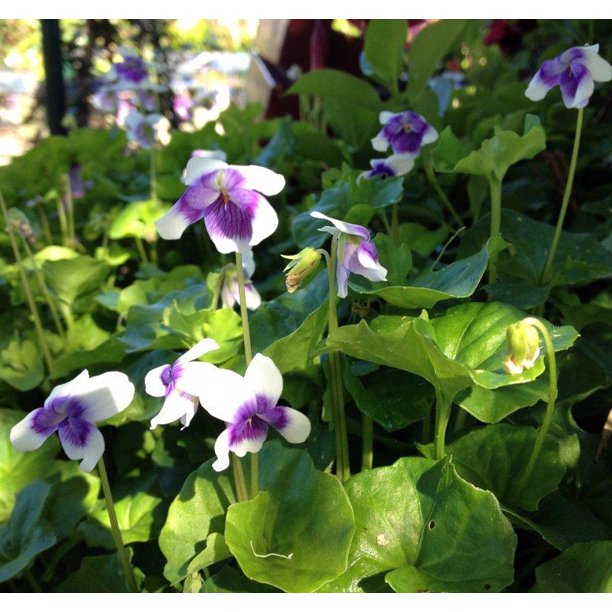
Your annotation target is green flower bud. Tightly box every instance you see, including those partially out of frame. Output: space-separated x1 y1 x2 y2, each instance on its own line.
503 320 541 375
282 247 322 293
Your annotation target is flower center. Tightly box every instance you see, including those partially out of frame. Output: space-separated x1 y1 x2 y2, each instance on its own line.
401 118 413 133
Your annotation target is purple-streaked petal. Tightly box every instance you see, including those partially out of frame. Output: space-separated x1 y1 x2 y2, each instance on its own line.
145 365 170 398
221 279 237 309
363 154 415 180
58 419 105 472
150 390 198 430
182 157 228 186
310 211 370 240
230 165 285 196
198 367 257 423
227 409 268 457
244 354 283 408
356 240 385 272
176 338 220 364
203 192 254 254
10 409 55 452
247 192 279 247
173 361 218 397
78 372 135 423
560 62 593 109
45 370 90 407
266 406 311 444
580 45 612 82
371 129 390 152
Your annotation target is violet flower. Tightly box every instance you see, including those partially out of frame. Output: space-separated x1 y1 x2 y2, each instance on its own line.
358 154 415 182
155 157 284 258
110 47 149 87
525 44 611 109
10 370 135 472
198 354 311 472
310 211 388 299
145 339 219 430
221 265 261 311
371 111 438 156
124 110 169 149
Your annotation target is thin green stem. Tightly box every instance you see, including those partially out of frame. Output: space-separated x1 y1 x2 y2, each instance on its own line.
56 193 69 247
453 408 467 434
361 415 373 471
424 152 463 228
231 455 249 502
19 234 66 341
36 201 53 244
433 387 452 460
150 146 158 202
234 252 253 364
0 193 54 372
488 177 503 284
378 210 392 236
518 317 558 490
134 236 149 264
251 453 259 499
321 239 350 482
63 174 75 245
540 108 584 285
96 457 138 592
25 569 41 592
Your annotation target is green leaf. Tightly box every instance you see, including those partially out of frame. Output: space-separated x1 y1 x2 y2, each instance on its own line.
343 365 433 431
0 410 61 522
408 20 468 102
431 126 470 173
363 20 407 89
374 233 412 286
398 222 450 258
0 481 57 582
0 336 44 391
225 442 355 593
109 199 168 242
531 542 612 593
56 554 132 592
321 457 516 592
445 424 572 511
186 533 232 574
452 115 546 181
158 458 237 583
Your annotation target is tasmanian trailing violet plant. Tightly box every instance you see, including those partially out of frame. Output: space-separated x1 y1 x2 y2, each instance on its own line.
358 154 415 181
371 110 438 156
145 338 219 430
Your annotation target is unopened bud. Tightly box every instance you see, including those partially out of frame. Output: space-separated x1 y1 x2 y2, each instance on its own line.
282 247 322 293
7 208 36 243
503 320 541 375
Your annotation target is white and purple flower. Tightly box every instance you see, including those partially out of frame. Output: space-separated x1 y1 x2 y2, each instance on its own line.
145 339 219 430
125 110 170 149
371 111 438 157
10 370 135 472
310 211 388 299
110 47 150 88
358 154 415 182
154 157 284 258
525 44 612 109
199 354 311 472
221 265 261 311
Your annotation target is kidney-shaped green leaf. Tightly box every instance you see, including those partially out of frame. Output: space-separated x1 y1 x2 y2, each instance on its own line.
225 442 355 593
321 457 516 592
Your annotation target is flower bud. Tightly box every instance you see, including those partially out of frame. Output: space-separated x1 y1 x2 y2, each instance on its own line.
282 247 322 293
503 320 541 375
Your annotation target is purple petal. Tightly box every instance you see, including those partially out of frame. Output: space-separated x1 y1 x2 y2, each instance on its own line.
267 406 311 444
560 61 593 108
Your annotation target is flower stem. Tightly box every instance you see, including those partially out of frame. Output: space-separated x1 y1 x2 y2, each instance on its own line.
0 192 54 372
540 108 584 285
235 251 256 498
63 173 75 246
433 387 452 460
517 317 558 491
231 455 249 502
361 415 373 471
390 204 400 246
322 238 351 482
424 151 463 228
150 145 158 202
488 177 503 284
56 193 69 247
96 457 138 593
134 237 149 264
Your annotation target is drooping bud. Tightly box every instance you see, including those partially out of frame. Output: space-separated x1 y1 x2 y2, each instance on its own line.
503 320 541 375
282 247 322 293
7 208 36 243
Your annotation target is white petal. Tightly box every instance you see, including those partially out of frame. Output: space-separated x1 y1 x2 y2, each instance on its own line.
150 391 198 429
421 124 439 145
144 365 169 398
379 111 397 124
59 423 105 473
155 204 194 240
371 130 390 152
78 372 135 423
244 354 283 406
241 248 256 277
525 74 551 101
212 428 231 472
183 158 228 185
275 407 311 444
310 211 370 240
385 154 415 176
10 410 53 452
45 370 90 406
177 338 220 364
230 165 286 196
174 361 218 397
582 45 612 82
245 283 261 311
198 368 257 423
249 194 279 247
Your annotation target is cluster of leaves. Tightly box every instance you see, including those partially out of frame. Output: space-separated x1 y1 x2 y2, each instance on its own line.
0 19 611 593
